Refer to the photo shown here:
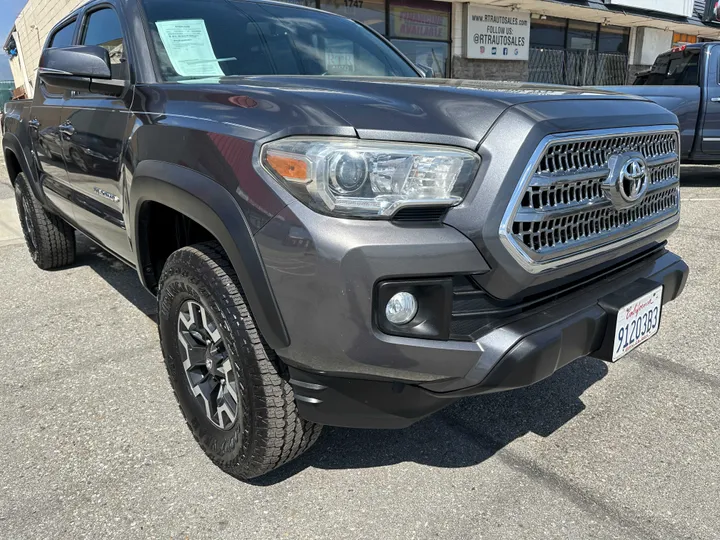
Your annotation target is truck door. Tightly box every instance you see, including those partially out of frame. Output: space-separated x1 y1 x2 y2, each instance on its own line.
701 46 720 154
60 6 134 261
30 19 78 222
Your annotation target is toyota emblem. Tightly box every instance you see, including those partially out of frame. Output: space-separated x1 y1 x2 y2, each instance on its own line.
603 152 649 209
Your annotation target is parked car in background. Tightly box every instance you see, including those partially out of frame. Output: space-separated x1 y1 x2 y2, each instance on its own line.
603 43 720 163
3 0 688 480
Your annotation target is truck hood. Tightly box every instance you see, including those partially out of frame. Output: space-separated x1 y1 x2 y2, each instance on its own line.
147 76 647 149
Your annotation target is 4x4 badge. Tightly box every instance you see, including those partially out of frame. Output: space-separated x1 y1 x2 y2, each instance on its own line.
603 152 649 209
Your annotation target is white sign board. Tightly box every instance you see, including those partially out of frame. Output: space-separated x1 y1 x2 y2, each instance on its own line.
604 0 692 18
464 6 530 61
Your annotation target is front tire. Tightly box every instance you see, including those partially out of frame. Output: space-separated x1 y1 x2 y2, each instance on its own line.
158 242 322 480
14 172 76 269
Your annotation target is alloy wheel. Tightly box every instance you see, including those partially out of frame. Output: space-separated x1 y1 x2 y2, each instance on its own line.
177 300 240 430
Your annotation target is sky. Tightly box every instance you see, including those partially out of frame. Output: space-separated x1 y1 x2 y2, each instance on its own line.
1 0 29 81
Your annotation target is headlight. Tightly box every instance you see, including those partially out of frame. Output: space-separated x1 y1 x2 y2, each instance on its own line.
260 138 481 218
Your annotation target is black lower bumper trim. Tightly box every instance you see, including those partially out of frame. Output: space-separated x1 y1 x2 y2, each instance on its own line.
289 368 458 429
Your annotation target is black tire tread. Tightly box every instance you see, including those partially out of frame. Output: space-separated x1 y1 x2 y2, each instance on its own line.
14 173 75 269
158 241 321 479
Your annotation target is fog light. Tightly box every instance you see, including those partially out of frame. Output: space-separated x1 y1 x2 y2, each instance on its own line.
385 292 418 325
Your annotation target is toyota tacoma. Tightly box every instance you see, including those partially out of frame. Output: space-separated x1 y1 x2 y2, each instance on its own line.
2 0 688 479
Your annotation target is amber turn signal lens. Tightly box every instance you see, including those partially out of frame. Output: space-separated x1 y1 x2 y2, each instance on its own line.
265 152 309 182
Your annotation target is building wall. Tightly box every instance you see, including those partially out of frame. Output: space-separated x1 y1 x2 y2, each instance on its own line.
453 57 528 81
8 56 25 90
632 27 673 65
11 0 85 93
624 26 672 82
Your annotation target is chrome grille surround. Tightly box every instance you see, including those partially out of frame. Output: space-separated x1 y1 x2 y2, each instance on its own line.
499 126 680 273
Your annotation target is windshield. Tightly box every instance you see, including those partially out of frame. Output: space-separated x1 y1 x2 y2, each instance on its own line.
141 0 419 81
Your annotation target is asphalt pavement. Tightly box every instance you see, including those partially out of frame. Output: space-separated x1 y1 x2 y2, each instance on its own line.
0 154 719 539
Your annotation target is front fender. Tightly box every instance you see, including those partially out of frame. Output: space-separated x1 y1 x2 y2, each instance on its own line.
129 160 290 349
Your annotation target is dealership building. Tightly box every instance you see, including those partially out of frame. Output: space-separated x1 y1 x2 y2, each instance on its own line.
5 0 720 97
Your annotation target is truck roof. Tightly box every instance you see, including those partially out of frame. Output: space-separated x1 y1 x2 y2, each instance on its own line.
667 42 713 53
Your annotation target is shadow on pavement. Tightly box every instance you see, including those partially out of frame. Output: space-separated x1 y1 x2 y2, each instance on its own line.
69 233 157 319
250 357 608 486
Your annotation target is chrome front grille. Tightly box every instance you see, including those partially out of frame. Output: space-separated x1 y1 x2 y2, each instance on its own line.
500 126 680 272
536 132 677 174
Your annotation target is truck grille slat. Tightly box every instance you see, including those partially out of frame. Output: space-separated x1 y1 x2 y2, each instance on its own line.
500 127 680 272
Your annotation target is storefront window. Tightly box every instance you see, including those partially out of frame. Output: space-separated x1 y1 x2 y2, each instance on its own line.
392 39 448 77
529 16 629 86
388 0 450 76
598 25 629 54
319 0 386 33
567 20 597 50
389 0 450 41
530 16 566 49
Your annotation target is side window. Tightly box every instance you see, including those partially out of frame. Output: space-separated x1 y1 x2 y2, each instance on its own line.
48 21 76 49
662 51 700 86
80 8 128 80
645 51 700 86
646 55 669 85
43 21 77 95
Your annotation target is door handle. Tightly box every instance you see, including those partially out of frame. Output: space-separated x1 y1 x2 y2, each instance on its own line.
711 97 720 102
59 122 75 137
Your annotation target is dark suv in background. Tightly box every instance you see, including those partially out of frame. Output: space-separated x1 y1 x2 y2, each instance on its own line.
3 0 688 479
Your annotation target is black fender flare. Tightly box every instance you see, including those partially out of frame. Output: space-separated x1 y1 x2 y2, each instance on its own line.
129 160 290 350
2 132 41 196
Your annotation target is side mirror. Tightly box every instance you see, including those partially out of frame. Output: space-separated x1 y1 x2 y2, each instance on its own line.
38 45 125 97
415 63 435 78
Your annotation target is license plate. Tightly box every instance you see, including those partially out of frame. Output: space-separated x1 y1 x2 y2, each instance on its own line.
612 286 663 362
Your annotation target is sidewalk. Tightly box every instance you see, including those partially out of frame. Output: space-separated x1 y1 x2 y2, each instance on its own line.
0 198 22 247
0 151 23 246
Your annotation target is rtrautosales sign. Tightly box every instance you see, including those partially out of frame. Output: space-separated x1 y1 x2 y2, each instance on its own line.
464 5 530 61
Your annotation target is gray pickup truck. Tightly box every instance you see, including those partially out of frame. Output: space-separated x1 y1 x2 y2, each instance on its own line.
3 0 688 480
604 43 720 163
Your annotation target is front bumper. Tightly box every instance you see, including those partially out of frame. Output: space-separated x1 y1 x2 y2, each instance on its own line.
255 201 688 428
285 248 687 428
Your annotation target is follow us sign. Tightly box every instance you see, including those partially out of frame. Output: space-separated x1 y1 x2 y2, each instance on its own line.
464 5 531 61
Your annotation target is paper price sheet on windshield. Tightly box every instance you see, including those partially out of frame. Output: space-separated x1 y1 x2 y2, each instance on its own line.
156 19 225 77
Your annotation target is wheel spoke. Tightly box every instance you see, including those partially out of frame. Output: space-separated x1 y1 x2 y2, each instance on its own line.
217 402 236 429
200 307 222 343
177 299 240 430
178 330 207 367
217 360 238 403
178 303 196 330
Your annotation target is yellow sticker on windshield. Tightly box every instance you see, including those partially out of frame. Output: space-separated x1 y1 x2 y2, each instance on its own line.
156 19 225 78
